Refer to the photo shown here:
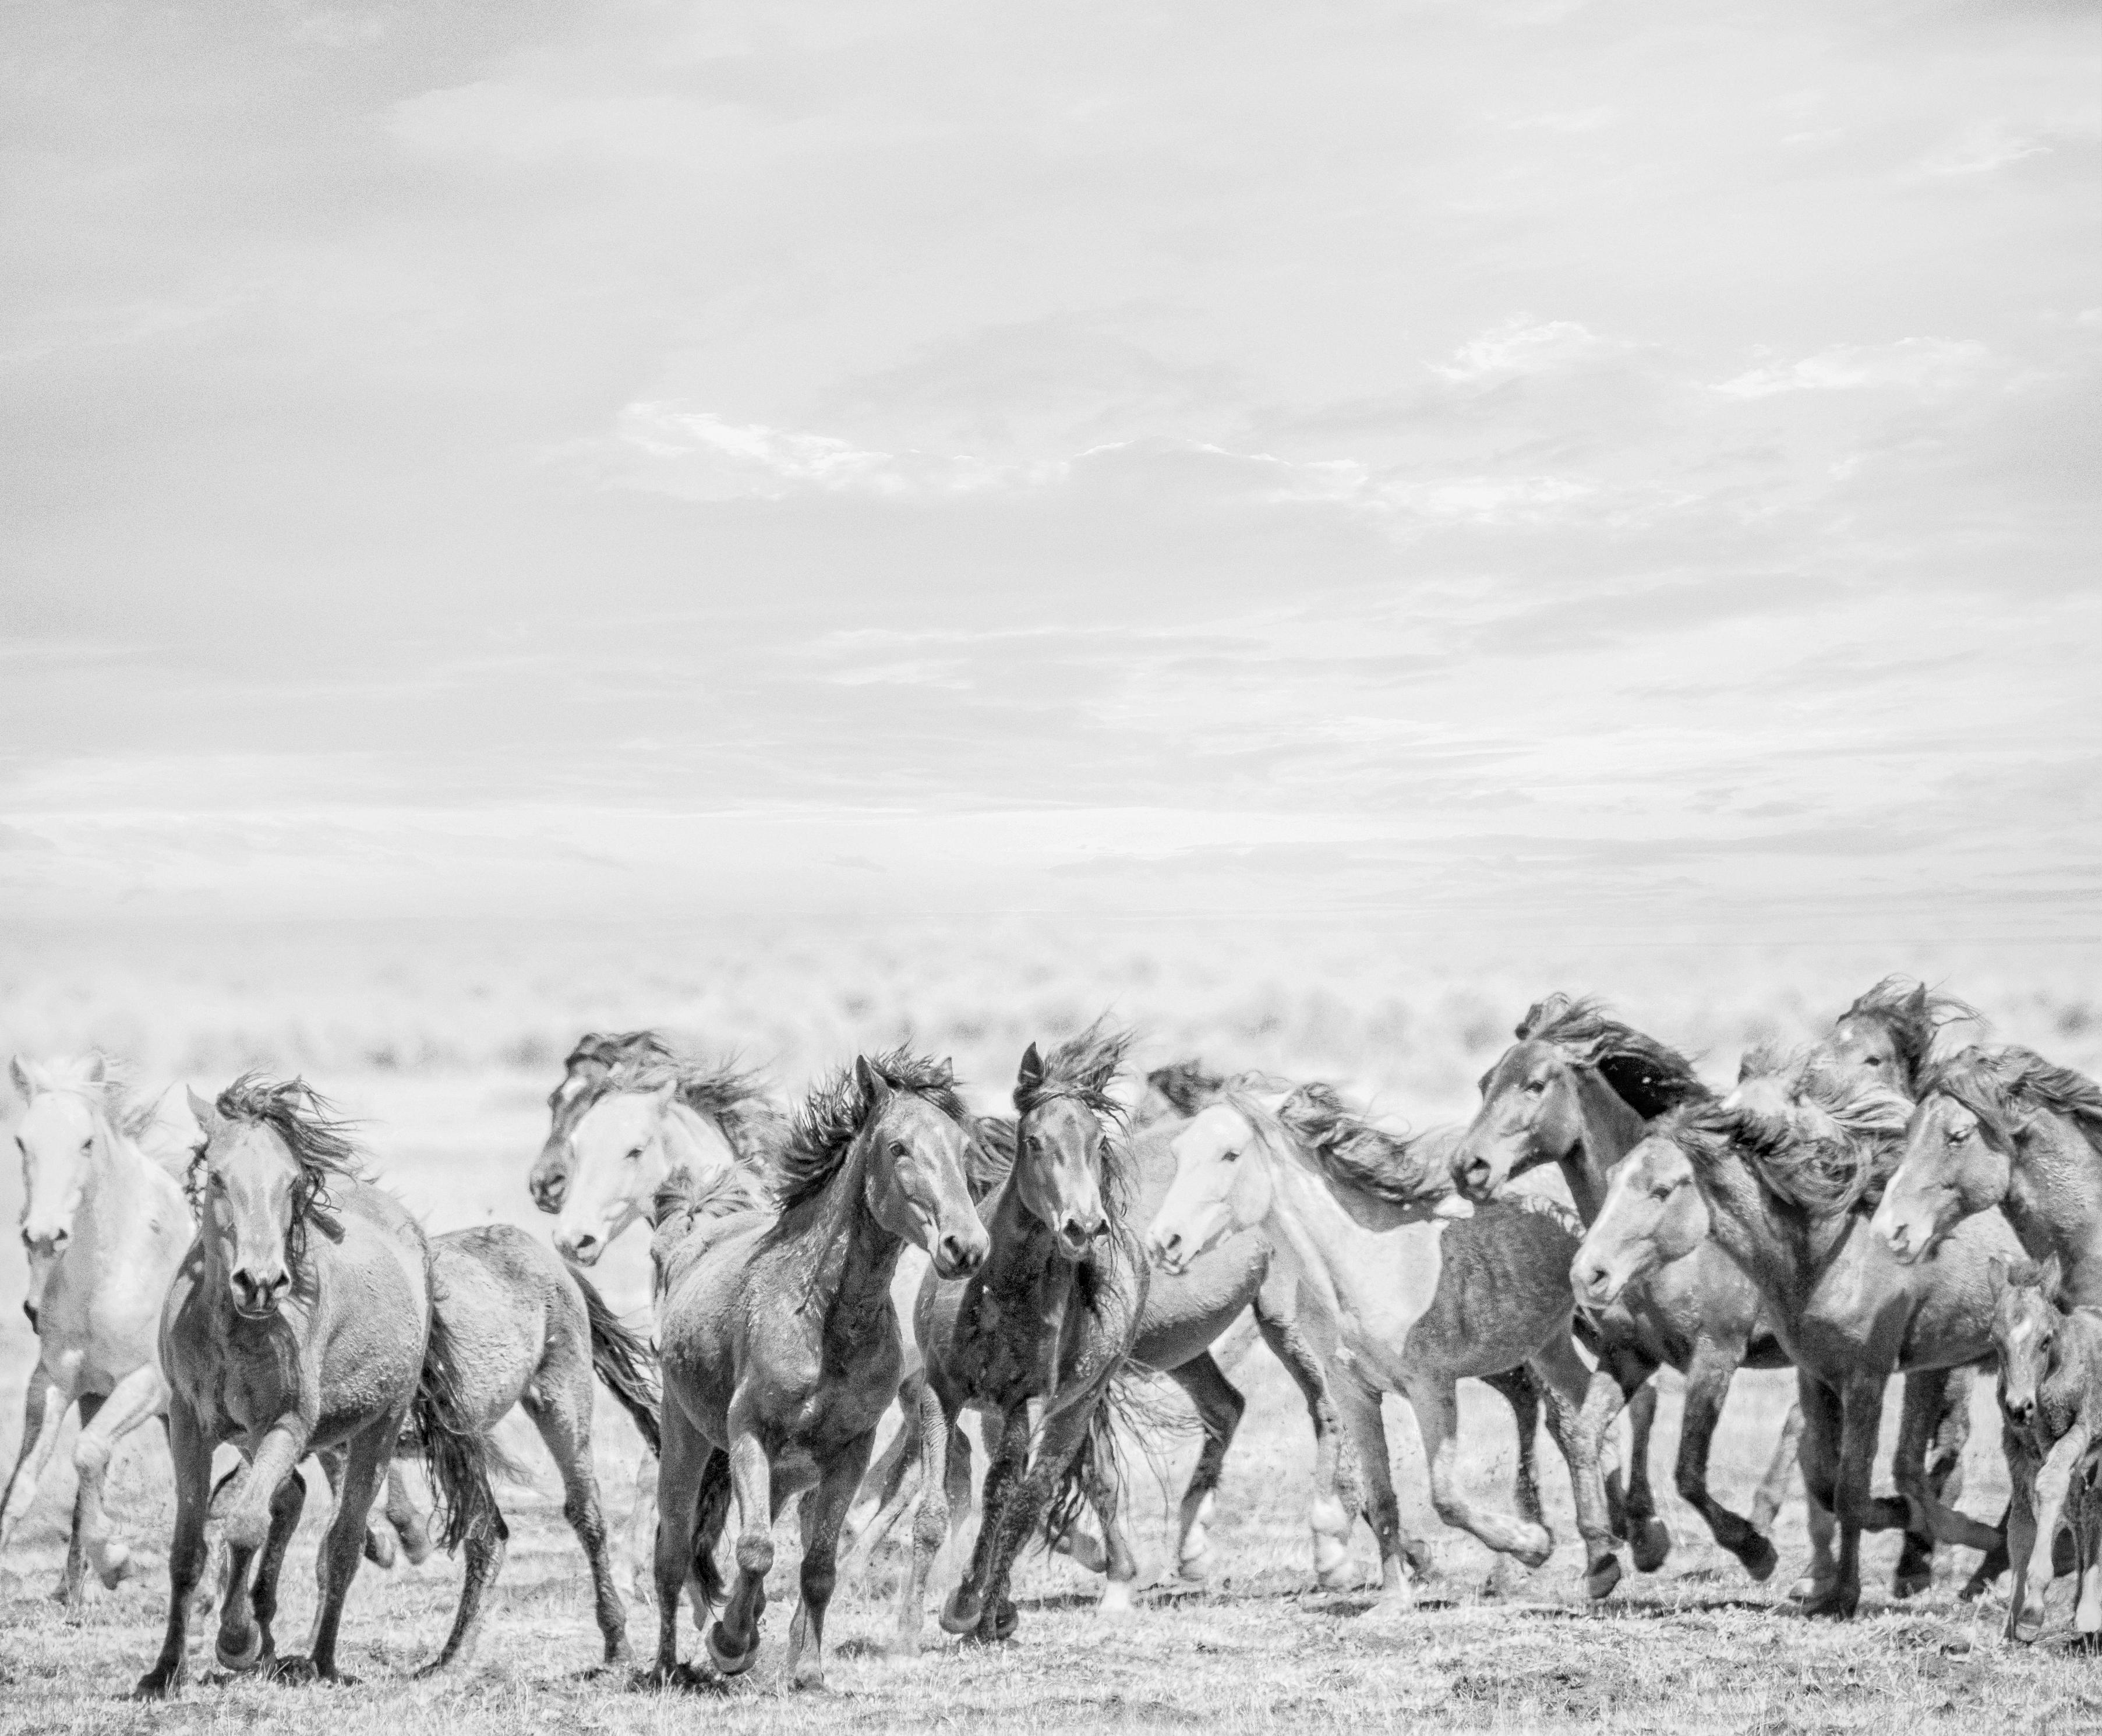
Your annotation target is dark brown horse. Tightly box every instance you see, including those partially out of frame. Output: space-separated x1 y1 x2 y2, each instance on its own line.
1571 1053 2014 1618
135 1077 497 1696
899 1025 1149 1647
1453 996 1791 1582
649 1051 989 1689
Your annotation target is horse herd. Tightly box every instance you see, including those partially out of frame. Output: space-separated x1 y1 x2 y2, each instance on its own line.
7 975 2102 1699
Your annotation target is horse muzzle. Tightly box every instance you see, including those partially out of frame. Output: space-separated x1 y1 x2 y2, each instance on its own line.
229 1267 290 1318
932 1225 989 1280
1571 1260 1626 1310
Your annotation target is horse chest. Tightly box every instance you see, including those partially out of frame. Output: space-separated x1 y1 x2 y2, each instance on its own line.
952 1282 1065 1403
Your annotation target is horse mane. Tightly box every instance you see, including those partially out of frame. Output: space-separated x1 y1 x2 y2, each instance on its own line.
1514 993 1710 1120
585 1032 788 1173
20 1052 163 1141
204 1074 367 1256
1277 1081 1454 1209
1702 1049 1912 1217
970 1114 1018 1200
1928 1045 2102 1159
647 1164 770 1301
773 1047 970 1215
1144 1059 1225 1119
1834 977 1980 1088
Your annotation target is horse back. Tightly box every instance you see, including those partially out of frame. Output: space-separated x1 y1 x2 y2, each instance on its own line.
432 1224 571 1431
1401 1198 1579 1377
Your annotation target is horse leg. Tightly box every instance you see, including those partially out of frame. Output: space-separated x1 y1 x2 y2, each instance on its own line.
1751 1401 1805 1537
1792 1374 1843 1606
2076 1505 2102 1635
2018 1427 2091 1642
1623 1381 1672 1572
285 1420 391 1684
1673 1341 1777 1581
2003 1440 2040 1642
60 1391 105 1614
383 1459 433 1565
628 1448 659 1606
1161 1352 1246 1581
1406 1374 1554 1569
1891 1367 1946 1597
132 1399 214 1699
846 1377 924 1578
1534 1339 1626 1598
524 1384 628 1667
245 1468 308 1671
217 1420 308 1674
972 1396 1099 1644
1251 1296 1358 1588
1485 1362 1546 1533
416 1492 509 1675
1333 1374 1412 1600
785 1436 872 1690
649 1406 706 1682
893 1385 953 1653
943 1403 1027 1636
705 1430 773 1676
1799 1373 1884 1620
1 1364 69 1558
69 1363 167 1600
1084 1423 1142 1619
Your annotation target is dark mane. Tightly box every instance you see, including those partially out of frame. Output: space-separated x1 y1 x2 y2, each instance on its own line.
1700 1051 1912 1217
1144 1059 1225 1119
773 1047 970 1215
970 1114 1018 1200
1278 1081 1454 1209
1514 993 1710 1120
647 1165 771 1302
1015 1021 1137 1214
1928 1046 2102 1158
1831 977 1980 1091
204 1073 367 1257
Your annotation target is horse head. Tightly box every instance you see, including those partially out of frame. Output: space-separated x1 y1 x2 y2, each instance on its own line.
529 1046 615 1214
1011 1030 1131 1262
1873 1084 2006 1265
1454 1031 1590 1199
10 1053 104 1324
1146 1091 1280 1275
555 1076 680 1265
1991 1254 2065 1426
854 1056 988 1280
1570 1126 1708 1309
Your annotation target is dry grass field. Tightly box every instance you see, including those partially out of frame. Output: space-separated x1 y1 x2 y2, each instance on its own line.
5 920 2102 1734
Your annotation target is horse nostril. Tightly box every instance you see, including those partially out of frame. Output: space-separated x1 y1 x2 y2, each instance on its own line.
23 1301 36 1327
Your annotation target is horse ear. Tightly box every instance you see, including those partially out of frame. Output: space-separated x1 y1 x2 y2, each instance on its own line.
187 1087 223 1140
2040 1252 2065 1306
8 1055 48 1101
1016 1042 1044 1097
853 1055 887 1106
1905 985 1929 1018
934 1056 955 1088
81 1054 106 1084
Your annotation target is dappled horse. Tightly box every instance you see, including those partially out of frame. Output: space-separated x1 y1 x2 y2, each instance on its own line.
3 1055 425 1613
1570 1052 2013 1618
1987 1257 2102 1643
1453 997 1795 1582
135 1077 497 1696
1149 1079 1623 1601
649 1051 989 1689
898 1026 1149 1648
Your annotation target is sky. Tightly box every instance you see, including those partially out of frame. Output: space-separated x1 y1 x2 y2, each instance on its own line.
2 0 2099 939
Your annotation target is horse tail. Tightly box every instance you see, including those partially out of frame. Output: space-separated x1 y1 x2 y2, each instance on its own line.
573 1270 662 1457
690 1448 734 1610
408 1286 503 1554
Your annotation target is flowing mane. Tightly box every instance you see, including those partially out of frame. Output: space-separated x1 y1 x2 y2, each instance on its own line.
203 1073 367 1256
573 1030 788 1172
1514 994 1710 1120
1927 1045 2102 1158
1015 1020 1137 1211
1144 1059 1226 1119
1832 977 1980 1090
970 1113 1018 1198
773 1047 970 1215
20 1052 163 1142
1702 1050 1913 1217
1277 1081 1457 1210
647 1164 771 1300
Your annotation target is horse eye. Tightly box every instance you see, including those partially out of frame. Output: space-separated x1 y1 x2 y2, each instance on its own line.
625 1147 644 1164
1524 1080 1548 1097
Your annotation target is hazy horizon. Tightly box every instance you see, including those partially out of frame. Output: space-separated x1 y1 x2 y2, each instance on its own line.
6 2 2099 941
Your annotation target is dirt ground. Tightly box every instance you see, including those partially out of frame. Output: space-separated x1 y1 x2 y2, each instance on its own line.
6 1069 2102 1735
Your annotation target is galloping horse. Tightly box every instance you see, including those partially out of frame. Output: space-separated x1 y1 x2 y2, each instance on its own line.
4 1055 196 1608
4 1056 423 1611
898 1026 1149 1648
135 1076 497 1696
1571 1053 2012 1618
1453 997 1794 1582
1148 1079 1623 1601
649 1051 989 1689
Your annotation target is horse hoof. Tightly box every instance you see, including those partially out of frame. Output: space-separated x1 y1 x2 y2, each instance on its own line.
791 1661 826 1691
1787 1575 1818 1603
705 1622 760 1677
132 1670 182 1701
1514 1527 1555 1572
216 1625 265 1674
1317 1556 1361 1591
1584 1555 1623 1601
1177 1546 1214 1582
1056 1528 1110 1575
1631 1519 1671 1575
96 1544 136 1589
1733 1533 1778 1583
1097 1581 1135 1620
939 1589 983 1636
364 1528 398 1571
1801 1587 1859 1621
1893 1567 1933 1600
265 1654 326 1685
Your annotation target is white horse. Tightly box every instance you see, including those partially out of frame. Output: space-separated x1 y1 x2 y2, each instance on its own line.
3 1055 195 1607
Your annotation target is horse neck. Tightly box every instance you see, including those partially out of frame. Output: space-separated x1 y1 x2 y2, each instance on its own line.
1259 1141 1423 1288
783 1125 906 1342
2006 1114 2102 1311
976 1179 1067 1316
1560 1070 1648 1223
